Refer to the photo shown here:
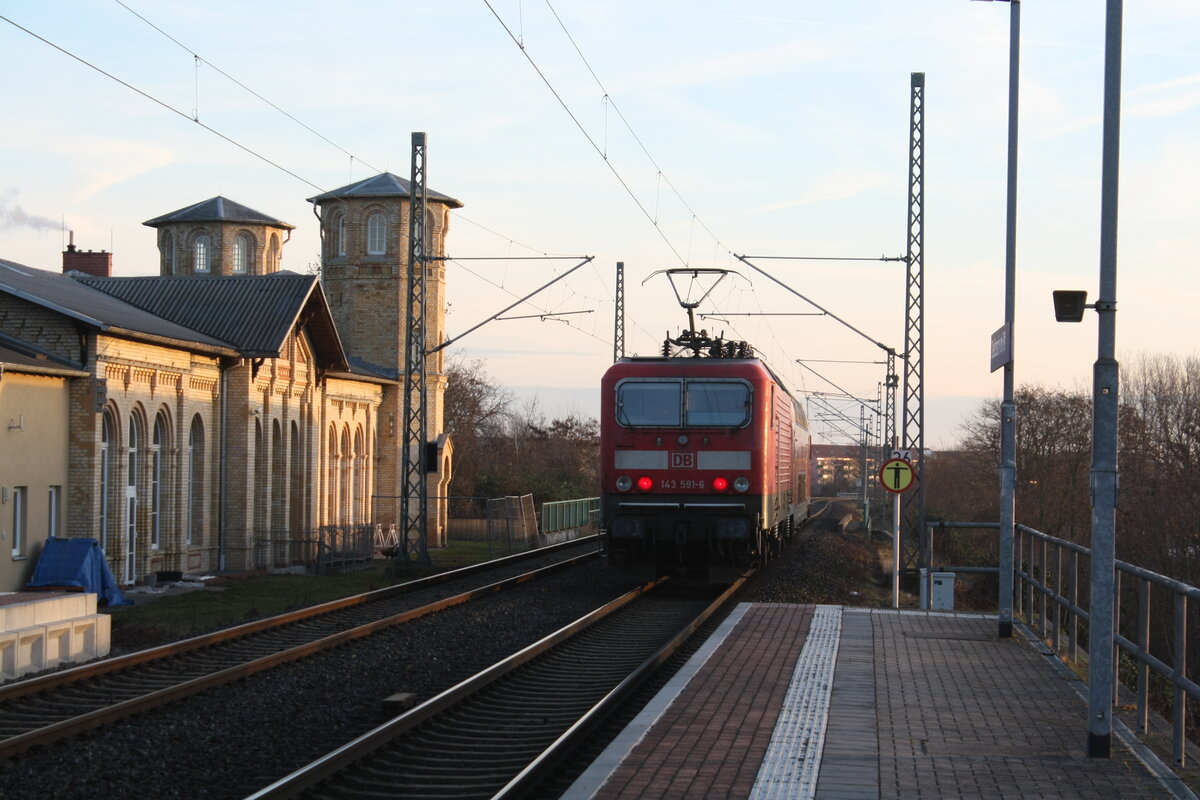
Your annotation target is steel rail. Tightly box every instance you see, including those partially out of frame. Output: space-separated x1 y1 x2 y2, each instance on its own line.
246 575 746 799
494 577 747 799
0 536 597 703
0 543 599 759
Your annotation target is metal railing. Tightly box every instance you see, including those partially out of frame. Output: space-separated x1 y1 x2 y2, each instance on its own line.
1016 523 1198 768
541 497 599 534
931 520 1198 768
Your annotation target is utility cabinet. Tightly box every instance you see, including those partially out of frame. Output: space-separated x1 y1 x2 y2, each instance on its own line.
931 572 956 610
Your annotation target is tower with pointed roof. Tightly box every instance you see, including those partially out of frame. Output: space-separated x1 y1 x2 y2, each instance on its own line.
144 196 295 277
308 173 462 541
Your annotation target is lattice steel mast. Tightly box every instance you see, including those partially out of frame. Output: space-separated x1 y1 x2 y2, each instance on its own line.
903 73 926 571
401 132 430 565
613 261 625 362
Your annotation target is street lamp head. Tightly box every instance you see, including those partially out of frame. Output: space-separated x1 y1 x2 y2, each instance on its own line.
1052 290 1089 323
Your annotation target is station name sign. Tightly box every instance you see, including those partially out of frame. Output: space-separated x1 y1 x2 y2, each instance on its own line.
990 323 1012 373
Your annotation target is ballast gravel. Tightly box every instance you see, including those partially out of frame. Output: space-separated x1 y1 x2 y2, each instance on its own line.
0 561 640 800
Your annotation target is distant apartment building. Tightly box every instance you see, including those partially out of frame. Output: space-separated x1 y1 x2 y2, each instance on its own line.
811 444 864 494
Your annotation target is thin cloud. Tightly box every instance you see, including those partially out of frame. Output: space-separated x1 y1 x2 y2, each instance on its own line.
748 172 891 215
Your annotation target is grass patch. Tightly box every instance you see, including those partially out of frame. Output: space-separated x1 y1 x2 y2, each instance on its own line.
106 541 521 648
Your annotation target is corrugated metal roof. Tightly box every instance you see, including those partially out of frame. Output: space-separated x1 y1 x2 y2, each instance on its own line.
307 172 463 208
76 271 347 369
0 259 236 355
143 196 296 229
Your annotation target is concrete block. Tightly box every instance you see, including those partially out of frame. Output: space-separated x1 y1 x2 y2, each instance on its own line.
73 614 111 660
43 620 74 668
93 613 111 658
32 596 66 625
0 631 16 681
17 626 46 676
0 601 37 632
33 594 91 624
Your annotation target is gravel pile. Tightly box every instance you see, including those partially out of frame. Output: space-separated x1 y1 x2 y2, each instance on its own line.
0 561 640 800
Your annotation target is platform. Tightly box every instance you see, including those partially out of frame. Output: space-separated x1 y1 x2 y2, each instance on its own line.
564 604 1196 800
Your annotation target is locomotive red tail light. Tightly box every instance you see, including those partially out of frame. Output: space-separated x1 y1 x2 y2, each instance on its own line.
636 476 654 491
712 476 729 491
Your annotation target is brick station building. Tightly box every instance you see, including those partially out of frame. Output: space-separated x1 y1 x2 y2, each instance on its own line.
0 175 460 591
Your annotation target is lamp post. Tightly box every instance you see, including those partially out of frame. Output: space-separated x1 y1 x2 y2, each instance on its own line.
974 0 1019 640
1087 0 1123 760
1052 0 1123 759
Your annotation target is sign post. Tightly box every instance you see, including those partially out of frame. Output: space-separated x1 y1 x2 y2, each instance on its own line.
880 457 917 608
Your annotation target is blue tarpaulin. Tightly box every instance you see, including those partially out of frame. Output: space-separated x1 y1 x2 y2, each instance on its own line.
26 538 131 606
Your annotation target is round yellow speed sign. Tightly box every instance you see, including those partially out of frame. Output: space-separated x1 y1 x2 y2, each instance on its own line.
879 458 915 494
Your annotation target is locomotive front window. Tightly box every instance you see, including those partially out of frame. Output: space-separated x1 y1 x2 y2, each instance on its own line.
685 381 751 427
616 380 682 427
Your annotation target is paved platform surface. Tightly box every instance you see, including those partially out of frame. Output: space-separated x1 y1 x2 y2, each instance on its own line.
564 604 1196 800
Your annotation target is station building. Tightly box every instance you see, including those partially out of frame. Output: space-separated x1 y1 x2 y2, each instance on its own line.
0 175 460 593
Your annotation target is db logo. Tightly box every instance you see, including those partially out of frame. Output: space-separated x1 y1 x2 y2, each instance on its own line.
670 452 696 469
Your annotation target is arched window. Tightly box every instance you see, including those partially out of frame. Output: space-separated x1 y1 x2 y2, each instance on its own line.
100 411 114 553
253 419 264 532
340 427 352 526
162 232 176 274
126 412 142 584
425 208 437 255
367 213 387 255
194 234 211 273
290 420 304 534
329 212 346 257
267 233 281 271
327 426 340 526
272 420 285 532
353 428 365 525
151 413 168 550
188 416 205 546
233 233 252 274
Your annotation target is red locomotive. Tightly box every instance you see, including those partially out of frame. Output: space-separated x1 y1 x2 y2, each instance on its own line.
600 330 811 583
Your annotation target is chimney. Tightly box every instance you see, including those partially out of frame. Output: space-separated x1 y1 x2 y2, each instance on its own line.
62 231 112 277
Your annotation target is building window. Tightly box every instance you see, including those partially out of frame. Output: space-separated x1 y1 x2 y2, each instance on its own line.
188 416 205 546
126 413 141 584
10 487 26 558
233 234 251 274
367 213 387 255
289 420 304 533
194 234 211 273
340 427 351 526
100 413 111 553
48 486 61 540
329 212 346 258
163 232 176 274
152 415 167 549
268 234 280 270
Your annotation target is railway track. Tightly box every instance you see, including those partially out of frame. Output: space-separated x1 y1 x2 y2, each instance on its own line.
247 577 746 800
0 538 600 759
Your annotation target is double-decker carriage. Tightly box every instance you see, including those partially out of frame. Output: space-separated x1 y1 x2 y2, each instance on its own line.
600 332 810 583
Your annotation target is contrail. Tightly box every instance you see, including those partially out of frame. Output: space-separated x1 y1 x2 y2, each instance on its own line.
1 190 58 232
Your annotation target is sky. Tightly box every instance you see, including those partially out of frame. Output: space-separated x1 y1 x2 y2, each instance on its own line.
2 1 1198 448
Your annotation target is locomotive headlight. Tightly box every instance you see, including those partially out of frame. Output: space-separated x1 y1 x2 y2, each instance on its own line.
712 476 729 491
636 476 654 491
615 475 632 492
733 476 750 493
